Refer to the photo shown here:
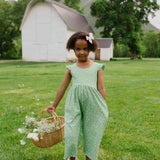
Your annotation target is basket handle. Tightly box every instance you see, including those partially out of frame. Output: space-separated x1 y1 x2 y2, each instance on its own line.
36 109 58 121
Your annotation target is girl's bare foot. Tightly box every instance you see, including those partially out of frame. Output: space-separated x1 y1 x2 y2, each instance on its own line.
68 157 79 160
86 156 91 160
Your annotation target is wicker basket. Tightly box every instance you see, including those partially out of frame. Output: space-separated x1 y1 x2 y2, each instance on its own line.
32 109 65 148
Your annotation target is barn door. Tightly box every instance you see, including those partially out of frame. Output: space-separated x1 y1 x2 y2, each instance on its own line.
95 49 100 60
39 44 48 61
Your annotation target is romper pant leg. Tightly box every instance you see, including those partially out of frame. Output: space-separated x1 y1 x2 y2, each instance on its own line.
82 90 108 160
64 90 82 159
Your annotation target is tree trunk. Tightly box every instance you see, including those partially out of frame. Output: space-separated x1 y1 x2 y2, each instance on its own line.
131 52 138 59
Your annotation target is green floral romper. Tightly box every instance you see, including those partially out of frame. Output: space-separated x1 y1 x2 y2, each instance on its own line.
64 62 108 160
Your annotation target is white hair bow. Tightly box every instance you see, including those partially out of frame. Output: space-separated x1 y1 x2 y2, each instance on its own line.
86 33 94 44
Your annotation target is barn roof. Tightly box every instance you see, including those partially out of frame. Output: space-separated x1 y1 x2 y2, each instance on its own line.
96 38 113 48
20 0 94 33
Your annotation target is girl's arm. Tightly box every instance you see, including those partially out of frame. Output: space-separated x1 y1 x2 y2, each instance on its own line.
97 69 106 102
46 69 71 114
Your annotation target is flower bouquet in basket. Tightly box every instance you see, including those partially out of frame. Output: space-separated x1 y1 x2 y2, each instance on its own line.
18 109 65 148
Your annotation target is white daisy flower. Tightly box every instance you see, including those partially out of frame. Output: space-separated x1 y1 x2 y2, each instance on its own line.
20 140 26 145
18 128 26 134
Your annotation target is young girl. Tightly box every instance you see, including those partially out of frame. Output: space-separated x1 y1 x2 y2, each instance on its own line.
46 32 108 160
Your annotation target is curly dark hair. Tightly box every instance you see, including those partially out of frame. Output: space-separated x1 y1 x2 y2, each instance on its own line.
66 31 98 52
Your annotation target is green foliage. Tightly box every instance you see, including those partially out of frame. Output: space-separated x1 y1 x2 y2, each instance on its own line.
2 37 22 59
11 0 30 36
114 44 130 57
142 30 160 57
90 0 159 59
64 0 84 13
13 37 22 58
0 0 28 59
114 30 160 58
0 0 17 59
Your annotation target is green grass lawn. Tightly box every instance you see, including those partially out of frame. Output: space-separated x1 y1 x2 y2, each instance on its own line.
0 58 160 160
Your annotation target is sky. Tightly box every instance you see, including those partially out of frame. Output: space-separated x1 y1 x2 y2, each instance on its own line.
149 0 160 29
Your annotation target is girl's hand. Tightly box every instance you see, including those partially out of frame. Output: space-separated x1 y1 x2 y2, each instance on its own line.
46 106 56 115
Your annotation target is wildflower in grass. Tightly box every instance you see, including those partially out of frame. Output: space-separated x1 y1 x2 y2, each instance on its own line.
18 84 25 88
20 139 26 145
18 128 26 134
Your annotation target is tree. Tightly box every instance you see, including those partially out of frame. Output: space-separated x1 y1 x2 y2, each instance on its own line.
64 0 83 13
11 0 30 36
0 0 17 59
142 30 160 57
90 0 159 59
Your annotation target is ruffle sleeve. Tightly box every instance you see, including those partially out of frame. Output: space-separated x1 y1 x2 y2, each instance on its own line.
66 65 72 71
97 63 105 71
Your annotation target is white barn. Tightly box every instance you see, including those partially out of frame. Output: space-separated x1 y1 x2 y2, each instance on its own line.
96 38 114 61
20 0 113 62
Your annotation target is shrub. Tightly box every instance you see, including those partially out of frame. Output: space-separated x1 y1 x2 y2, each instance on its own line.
142 30 160 57
114 44 130 57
